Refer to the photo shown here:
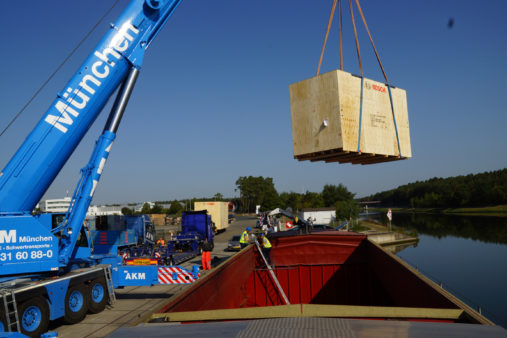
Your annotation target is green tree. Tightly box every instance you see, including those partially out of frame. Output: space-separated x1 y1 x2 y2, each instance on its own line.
322 184 355 207
235 176 280 212
279 192 302 211
151 204 164 214
335 199 361 222
302 191 324 208
363 168 507 208
121 207 134 215
140 203 152 214
213 193 224 201
167 200 183 215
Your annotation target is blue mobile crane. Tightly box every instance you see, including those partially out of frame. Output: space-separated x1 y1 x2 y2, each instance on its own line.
0 1 199 336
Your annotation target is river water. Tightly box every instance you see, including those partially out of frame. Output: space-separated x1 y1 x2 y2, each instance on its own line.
364 212 507 328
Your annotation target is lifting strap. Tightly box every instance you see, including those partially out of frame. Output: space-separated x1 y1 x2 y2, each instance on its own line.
338 0 343 70
348 0 364 153
317 0 338 76
318 0 344 74
315 0 402 157
0 0 121 139
354 0 388 83
388 86 402 157
353 0 401 156
357 76 364 153
349 0 363 77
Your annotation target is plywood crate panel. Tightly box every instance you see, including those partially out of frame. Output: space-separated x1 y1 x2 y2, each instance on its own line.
289 69 412 165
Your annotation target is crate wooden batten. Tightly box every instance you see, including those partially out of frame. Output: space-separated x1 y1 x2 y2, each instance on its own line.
289 69 412 165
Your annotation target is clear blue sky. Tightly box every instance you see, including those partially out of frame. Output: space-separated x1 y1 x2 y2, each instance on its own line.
0 0 506 204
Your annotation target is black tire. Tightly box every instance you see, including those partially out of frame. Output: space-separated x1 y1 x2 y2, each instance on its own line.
18 296 49 338
0 309 7 333
87 278 109 314
64 284 89 324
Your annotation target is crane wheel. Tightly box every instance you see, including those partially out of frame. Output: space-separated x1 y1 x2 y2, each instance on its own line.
0 309 6 332
87 278 109 314
18 296 50 338
64 284 89 324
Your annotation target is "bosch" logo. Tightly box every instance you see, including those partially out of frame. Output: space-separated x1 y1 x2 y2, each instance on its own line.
365 82 386 93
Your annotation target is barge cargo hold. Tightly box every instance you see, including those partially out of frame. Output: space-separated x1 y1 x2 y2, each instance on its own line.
112 232 506 337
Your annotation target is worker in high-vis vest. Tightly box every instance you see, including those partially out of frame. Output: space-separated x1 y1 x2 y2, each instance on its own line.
239 226 252 249
258 233 272 265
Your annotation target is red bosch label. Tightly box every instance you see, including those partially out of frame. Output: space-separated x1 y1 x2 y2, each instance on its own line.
372 84 386 93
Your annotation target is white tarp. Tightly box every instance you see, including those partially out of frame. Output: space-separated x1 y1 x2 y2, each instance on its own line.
268 208 293 218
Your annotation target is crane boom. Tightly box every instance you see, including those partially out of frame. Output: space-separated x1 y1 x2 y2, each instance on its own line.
0 0 181 214
0 0 182 277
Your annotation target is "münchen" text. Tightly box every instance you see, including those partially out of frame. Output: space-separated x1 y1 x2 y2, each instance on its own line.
45 22 139 133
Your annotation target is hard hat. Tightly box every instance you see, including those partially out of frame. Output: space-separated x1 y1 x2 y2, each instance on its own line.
295 216 298 222
246 226 252 231
259 232 264 237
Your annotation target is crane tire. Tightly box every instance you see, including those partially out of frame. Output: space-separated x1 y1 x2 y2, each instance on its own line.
18 296 49 338
64 284 89 324
0 309 6 333
88 278 109 314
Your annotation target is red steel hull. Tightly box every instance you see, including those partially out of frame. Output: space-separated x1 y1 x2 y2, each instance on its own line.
158 232 489 324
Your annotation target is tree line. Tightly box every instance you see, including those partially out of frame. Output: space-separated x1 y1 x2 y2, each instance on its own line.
121 194 226 216
363 168 507 208
120 176 361 222
122 176 360 220
234 176 360 221
235 176 355 211
121 201 185 216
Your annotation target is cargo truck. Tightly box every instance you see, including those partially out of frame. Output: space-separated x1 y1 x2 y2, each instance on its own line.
90 215 155 252
177 211 214 249
124 211 214 266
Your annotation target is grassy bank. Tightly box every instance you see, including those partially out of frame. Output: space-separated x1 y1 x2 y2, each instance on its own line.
370 205 507 217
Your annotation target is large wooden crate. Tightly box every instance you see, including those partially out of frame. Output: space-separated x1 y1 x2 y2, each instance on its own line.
289 69 411 165
194 201 229 231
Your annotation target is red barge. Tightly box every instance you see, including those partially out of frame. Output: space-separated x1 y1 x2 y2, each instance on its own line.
153 231 492 325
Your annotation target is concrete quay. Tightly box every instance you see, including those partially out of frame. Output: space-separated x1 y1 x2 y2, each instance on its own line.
363 230 418 246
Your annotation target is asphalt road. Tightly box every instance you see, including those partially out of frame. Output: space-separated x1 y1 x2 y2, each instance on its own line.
52 215 257 337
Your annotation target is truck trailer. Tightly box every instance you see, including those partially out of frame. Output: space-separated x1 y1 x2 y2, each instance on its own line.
194 201 229 233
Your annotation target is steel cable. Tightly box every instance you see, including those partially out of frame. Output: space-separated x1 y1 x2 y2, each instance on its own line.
0 0 121 138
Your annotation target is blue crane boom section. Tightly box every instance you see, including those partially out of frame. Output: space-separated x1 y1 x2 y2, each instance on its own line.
0 0 181 214
0 0 182 277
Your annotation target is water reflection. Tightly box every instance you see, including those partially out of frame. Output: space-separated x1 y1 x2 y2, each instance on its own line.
363 212 507 328
383 242 417 254
366 212 507 245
